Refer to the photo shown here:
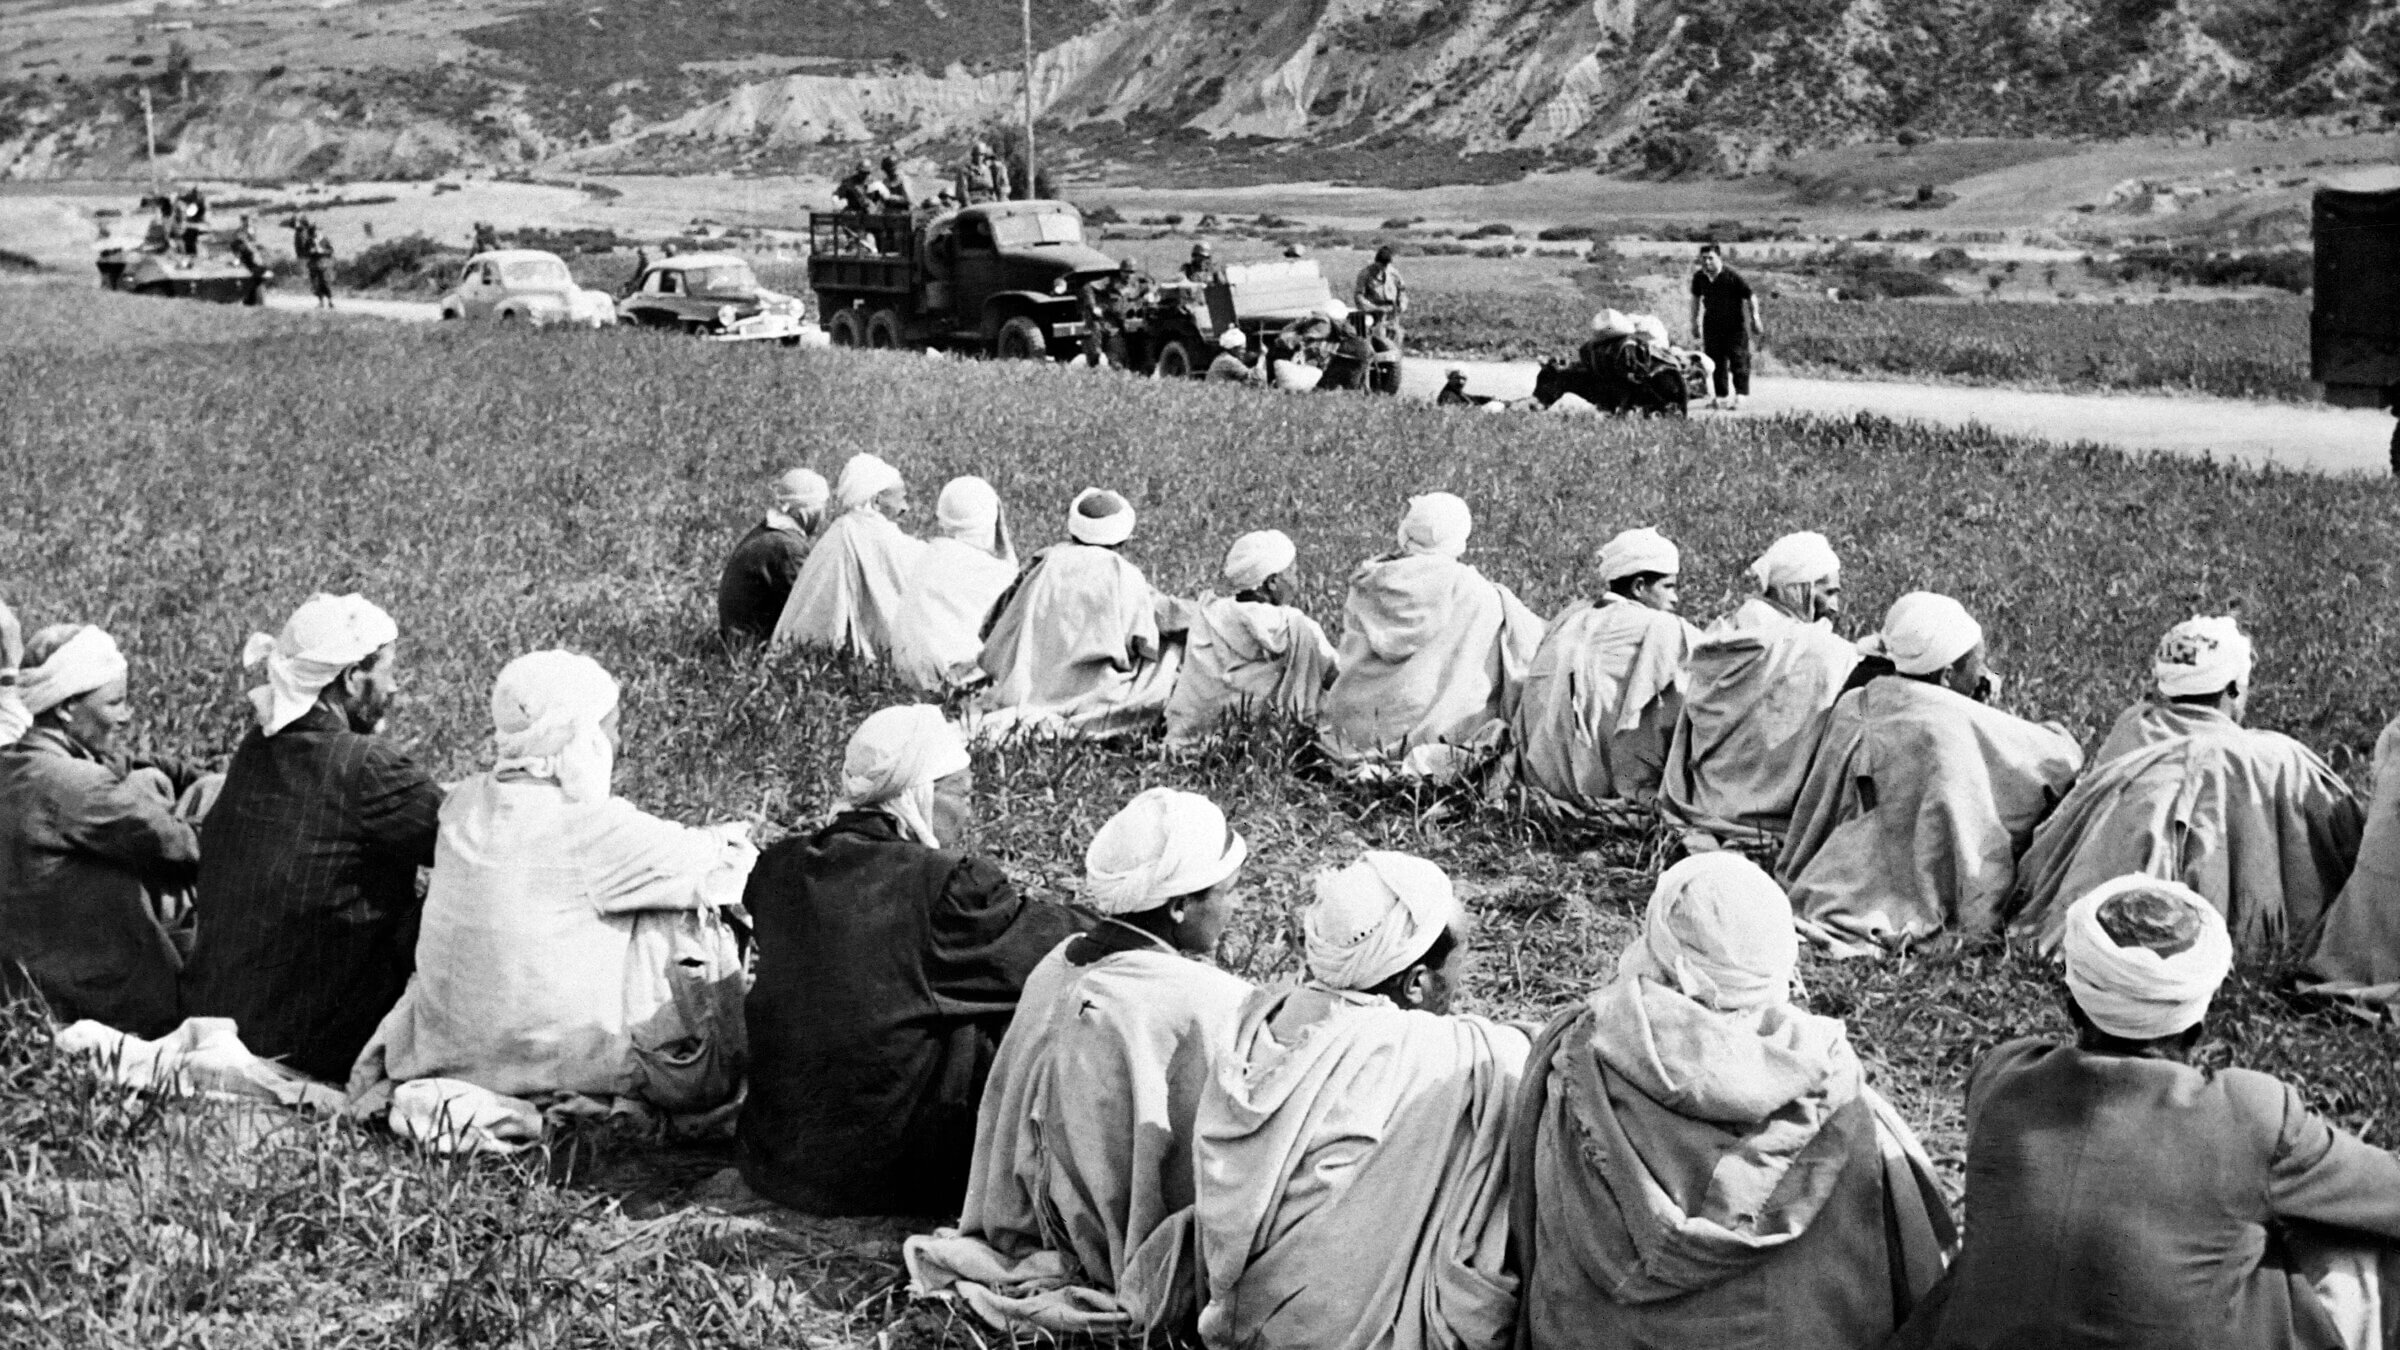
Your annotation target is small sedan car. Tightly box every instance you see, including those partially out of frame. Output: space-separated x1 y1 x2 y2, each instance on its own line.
616 252 814 343
438 250 617 327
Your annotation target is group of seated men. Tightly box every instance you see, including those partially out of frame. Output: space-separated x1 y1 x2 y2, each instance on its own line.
719 454 2393 985
8 462 2400 1346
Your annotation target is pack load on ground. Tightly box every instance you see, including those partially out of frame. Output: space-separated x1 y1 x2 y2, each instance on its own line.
1534 308 1710 416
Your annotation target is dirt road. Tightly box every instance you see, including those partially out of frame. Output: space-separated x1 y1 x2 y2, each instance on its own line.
1401 357 2394 477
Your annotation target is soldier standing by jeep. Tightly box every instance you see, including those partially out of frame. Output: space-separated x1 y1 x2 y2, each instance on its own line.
1351 245 1407 347
1080 259 1149 370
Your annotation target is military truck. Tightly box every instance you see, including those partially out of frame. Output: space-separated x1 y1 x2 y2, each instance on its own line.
807 200 1115 359
2311 176 2400 409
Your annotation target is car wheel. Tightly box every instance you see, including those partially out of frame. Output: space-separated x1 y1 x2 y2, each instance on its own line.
866 307 904 350
827 309 864 347
780 333 801 348
995 315 1047 361
440 306 461 321
1152 339 1195 380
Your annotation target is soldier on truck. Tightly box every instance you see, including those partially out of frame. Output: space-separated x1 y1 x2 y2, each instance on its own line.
1080 259 1152 370
955 142 1012 206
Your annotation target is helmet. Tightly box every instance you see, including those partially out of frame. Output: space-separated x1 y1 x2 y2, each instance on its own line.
880 155 899 170
1117 258 1137 274
1191 241 1213 257
1374 244 1394 263
1283 243 1308 259
971 140 992 156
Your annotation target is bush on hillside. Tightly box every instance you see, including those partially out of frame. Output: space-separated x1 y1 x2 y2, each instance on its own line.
332 234 462 292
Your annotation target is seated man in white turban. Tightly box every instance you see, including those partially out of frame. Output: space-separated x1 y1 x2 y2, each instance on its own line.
739 705 1090 1216
771 453 927 661
0 596 27 746
907 788 1252 1336
1778 593 2083 954
1895 877 2400 1350
1319 493 1544 780
183 594 444 1083
1512 526 1701 814
1164 529 1337 749
1193 852 1529 1350
0 624 201 1035
369 651 756 1108
718 467 828 641
1514 854 1954 1350
1661 531 1858 853
2306 709 2400 1015
970 488 1181 741
892 477 1019 694
2009 616 2361 956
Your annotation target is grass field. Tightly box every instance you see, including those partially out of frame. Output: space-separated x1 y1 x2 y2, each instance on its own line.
4 280 2398 1345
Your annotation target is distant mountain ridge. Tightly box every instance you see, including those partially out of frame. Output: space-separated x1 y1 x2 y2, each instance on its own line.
1 0 2390 181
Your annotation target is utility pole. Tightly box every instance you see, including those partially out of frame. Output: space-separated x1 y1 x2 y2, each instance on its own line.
140 84 157 182
1020 0 1037 199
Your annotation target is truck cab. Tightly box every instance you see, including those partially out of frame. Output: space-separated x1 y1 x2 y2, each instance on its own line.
809 200 1116 358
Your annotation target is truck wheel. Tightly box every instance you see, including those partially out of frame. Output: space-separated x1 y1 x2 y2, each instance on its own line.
995 316 1048 361
1153 340 1196 380
866 308 904 350
827 309 864 347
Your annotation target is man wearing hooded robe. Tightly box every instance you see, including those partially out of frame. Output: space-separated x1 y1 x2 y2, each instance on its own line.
1164 530 1337 748
1660 532 1857 853
1192 852 1528 1350
2008 617 2361 957
1512 526 1702 813
1317 493 1544 779
718 468 828 641
0 624 200 1035
1513 854 1955 1350
891 477 1019 695
738 706 1090 1216
2305 710 2400 1015
771 454 927 661
0 596 27 747
970 489 1181 741
181 594 444 1083
1895 876 2400 1350
905 788 1253 1336
1778 592 2083 954
367 651 756 1108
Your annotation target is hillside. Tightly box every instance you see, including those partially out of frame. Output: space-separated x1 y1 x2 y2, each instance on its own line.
0 0 2391 183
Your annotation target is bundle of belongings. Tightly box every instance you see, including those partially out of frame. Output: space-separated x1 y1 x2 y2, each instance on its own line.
1536 309 1711 416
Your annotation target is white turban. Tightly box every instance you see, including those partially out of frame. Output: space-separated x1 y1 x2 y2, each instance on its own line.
1067 488 1136 547
839 704 972 848
774 468 829 515
2061 875 2233 1040
1857 591 1983 676
241 593 398 735
2153 615 2254 699
1749 531 1842 590
19 625 128 717
1598 526 1679 583
936 476 1007 556
836 453 905 511
1631 314 1669 346
1397 492 1472 559
490 650 620 803
1615 853 1798 1013
1222 530 1296 591
1083 787 1248 916
1589 308 1634 337
1217 326 1246 352
1304 851 1461 991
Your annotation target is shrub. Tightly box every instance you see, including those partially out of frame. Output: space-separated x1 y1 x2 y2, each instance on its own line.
1081 204 1125 225
1924 246 1975 273
1535 224 1600 241
331 233 461 292
1465 222 1515 238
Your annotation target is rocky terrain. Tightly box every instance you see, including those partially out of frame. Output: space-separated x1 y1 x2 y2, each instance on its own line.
0 0 2391 184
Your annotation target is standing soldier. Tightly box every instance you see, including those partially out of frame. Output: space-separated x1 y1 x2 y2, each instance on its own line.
229 215 267 306
291 216 335 310
876 155 915 211
1079 258 1148 371
954 141 1012 205
472 220 500 253
834 161 879 215
1351 244 1407 348
1181 241 1215 285
1688 242 1763 411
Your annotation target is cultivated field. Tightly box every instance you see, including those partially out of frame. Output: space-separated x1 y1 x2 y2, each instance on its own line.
3 282 2397 1345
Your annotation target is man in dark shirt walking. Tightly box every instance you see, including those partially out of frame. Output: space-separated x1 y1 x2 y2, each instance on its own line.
181 594 443 1083
718 467 829 640
1689 243 1763 411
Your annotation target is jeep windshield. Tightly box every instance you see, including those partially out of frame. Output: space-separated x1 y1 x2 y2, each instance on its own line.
501 258 573 289
687 264 760 295
991 212 1085 248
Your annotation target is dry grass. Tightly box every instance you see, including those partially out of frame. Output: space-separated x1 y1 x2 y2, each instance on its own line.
3 280 2398 1343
